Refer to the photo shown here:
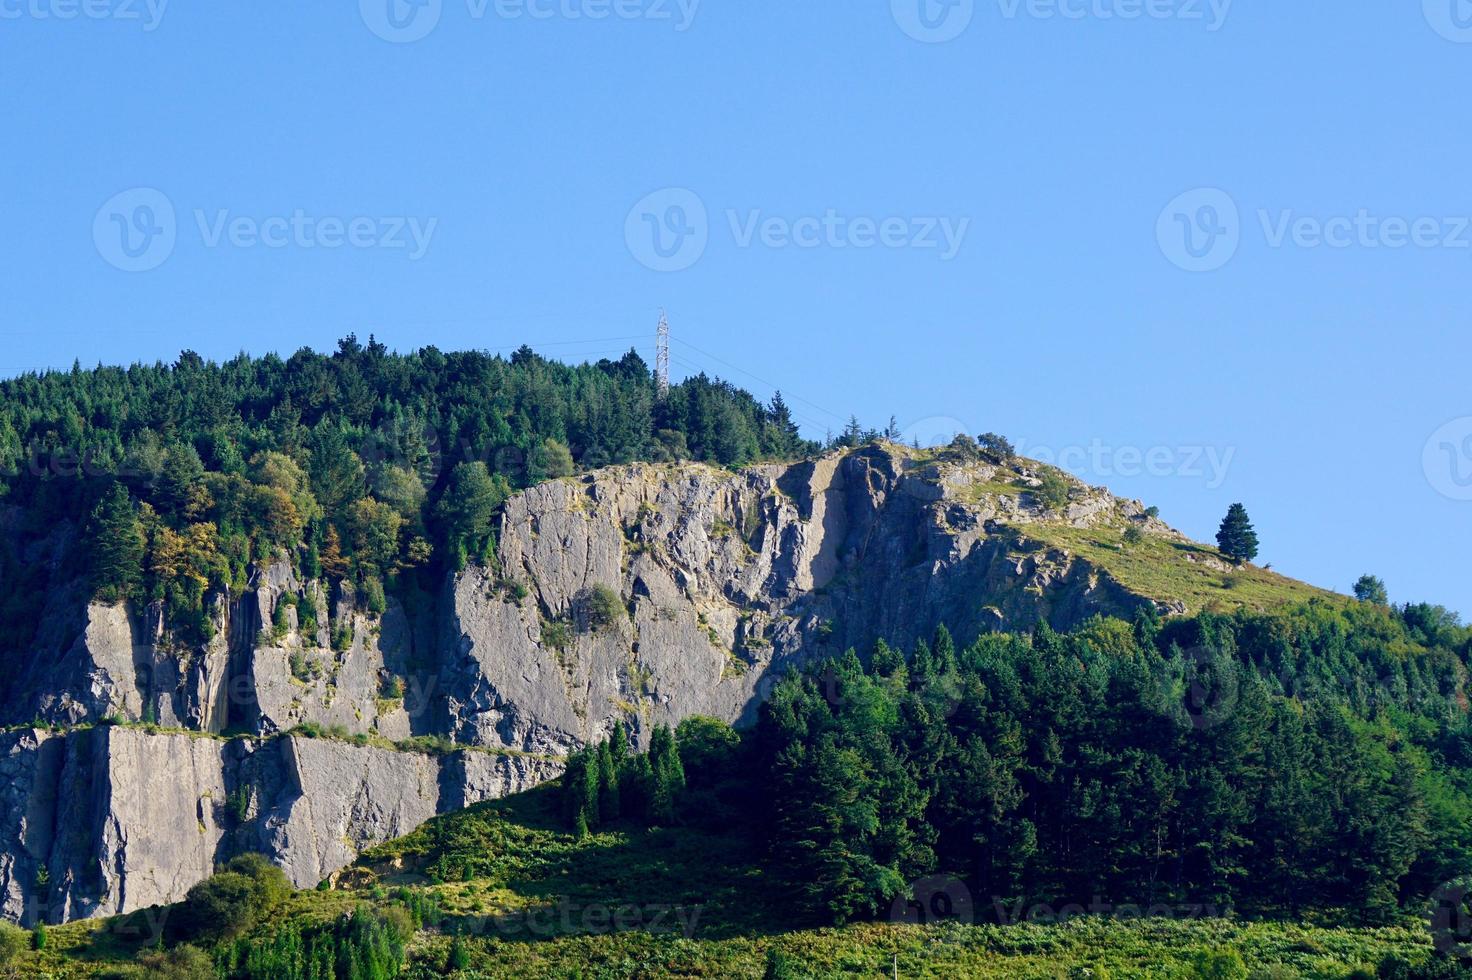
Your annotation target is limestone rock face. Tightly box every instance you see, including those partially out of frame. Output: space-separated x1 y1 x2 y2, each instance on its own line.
439 445 1155 753
1 444 1178 925
0 727 557 924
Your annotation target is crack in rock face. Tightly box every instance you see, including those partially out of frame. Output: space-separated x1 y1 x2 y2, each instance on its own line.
0 445 1164 924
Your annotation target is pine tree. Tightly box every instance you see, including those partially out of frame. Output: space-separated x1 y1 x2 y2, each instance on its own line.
1216 503 1259 564
597 741 621 822
86 484 144 602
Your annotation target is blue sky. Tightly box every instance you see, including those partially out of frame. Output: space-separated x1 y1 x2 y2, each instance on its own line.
2 1 1469 615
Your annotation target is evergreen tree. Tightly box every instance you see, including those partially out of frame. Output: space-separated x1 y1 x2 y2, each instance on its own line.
1353 574 1389 605
597 740 621 822
86 483 145 601
1216 502 1259 564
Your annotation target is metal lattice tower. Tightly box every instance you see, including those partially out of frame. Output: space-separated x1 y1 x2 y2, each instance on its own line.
655 310 670 399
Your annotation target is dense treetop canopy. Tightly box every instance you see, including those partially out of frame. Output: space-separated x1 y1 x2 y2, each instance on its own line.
0 337 818 651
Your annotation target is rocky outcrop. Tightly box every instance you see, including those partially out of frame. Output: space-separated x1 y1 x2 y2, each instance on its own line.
439 445 1159 753
1 444 1184 924
0 726 556 924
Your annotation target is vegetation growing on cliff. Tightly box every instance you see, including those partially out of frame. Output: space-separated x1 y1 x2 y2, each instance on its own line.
0 339 817 654
17 599 1472 978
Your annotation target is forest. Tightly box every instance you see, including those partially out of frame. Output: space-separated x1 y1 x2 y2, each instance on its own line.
0 338 818 654
565 599 1472 931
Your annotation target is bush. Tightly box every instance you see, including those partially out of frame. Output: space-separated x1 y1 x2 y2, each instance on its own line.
978 432 1016 459
1035 469 1072 512
542 619 572 651
0 921 27 965
170 854 291 943
581 584 625 632
133 944 216 979
448 934 472 971
1192 948 1248 980
31 921 45 951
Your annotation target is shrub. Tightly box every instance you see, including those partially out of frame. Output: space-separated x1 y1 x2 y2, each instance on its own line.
1192 948 1248 980
133 944 216 979
31 921 46 951
171 854 291 943
543 619 572 651
0 921 26 965
448 934 472 971
581 584 625 632
363 575 388 615
1035 469 1072 512
978 432 1016 459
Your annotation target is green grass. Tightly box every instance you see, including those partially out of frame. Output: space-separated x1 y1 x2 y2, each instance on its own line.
401 918 1432 979
1019 522 1340 615
12 780 1445 979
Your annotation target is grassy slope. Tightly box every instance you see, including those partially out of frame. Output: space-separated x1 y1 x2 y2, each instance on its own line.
932 448 1341 616
14 782 1441 978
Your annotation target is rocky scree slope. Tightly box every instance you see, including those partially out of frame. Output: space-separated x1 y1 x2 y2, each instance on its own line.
0 443 1324 925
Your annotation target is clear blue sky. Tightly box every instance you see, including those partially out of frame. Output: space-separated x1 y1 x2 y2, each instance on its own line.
2 2 1469 615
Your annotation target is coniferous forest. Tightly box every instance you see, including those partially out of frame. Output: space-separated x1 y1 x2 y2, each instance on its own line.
0 339 816 657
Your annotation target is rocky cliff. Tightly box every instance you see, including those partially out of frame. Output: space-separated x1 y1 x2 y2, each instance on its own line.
0 443 1259 924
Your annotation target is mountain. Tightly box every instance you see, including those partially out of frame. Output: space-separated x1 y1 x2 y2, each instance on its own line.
0 431 1330 928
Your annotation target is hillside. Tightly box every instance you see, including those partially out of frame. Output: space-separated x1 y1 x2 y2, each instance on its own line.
0 429 1342 931
1 344 1467 980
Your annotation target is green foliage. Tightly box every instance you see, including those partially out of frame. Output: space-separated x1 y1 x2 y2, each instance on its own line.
132 943 216 979
0 921 25 965
1217 502 1260 563
541 618 571 651
227 786 252 824
170 855 291 944
447 934 472 972
29 920 45 952
0 341 820 655
220 906 412 980
755 602 1472 927
561 724 691 835
1355 574 1390 605
539 438 575 479
1191 947 1248 979
580 584 625 632
978 431 1016 459
1034 468 1072 512
87 483 145 601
